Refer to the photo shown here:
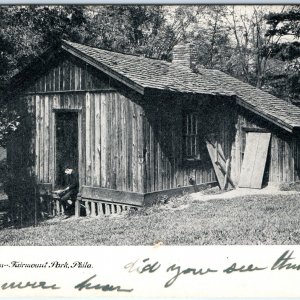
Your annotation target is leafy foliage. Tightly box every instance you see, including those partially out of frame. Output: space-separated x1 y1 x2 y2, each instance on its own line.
265 6 300 102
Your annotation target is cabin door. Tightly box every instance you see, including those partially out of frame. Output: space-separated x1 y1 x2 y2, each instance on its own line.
55 112 78 187
238 132 271 189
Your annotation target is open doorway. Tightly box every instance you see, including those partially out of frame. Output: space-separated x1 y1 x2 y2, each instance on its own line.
55 111 78 188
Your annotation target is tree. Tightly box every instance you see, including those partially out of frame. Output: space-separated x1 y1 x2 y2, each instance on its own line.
188 6 232 71
86 5 172 59
224 6 282 88
265 6 300 102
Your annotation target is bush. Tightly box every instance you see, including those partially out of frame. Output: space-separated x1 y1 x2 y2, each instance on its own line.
3 167 38 227
0 158 7 189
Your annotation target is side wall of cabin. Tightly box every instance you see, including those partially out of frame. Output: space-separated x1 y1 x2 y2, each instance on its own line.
206 101 300 186
142 92 219 193
143 93 300 191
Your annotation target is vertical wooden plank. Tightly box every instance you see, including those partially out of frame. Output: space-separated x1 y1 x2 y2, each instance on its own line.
116 205 122 214
293 138 298 181
238 132 257 188
52 107 56 187
44 95 50 182
75 197 80 217
29 95 36 176
274 135 279 182
78 108 82 188
97 202 103 216
50 68 54 91
78 65 82 90
74 65 79 90
54 66 59 91
116 94 121 190
38 76 42 93
283 140 287 182
70 61 75 90
121 95 127 191
59 61 64 91
238 132 271 188
110 93 115 189
143 112 149 192
81 93 86 186
35 95 40 181
137 105 144 193
85 201 91 216
100 93 107 188
48 96 53 183
81 64 86 90
41 73 46 92
132 102 138 192
117 95 121 190
85 92 91 186
290 140 294 182
279 138 283 182
46 71 50 92
90 93 95 186
68 94 72 109
127 100 133 191
91 201 96 217
106 93 112 189
56 199 60 216
105 203 111 215
65 59 70 91
235 117 241 182
149 118 154 192
157 114 162 190
39 96 44 182
94 93 101 186
269 136 275 182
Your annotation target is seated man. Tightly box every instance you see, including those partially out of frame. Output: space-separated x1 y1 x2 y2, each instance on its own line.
54 167 79 215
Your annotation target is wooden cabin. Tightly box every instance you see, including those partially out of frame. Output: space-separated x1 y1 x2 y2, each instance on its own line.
6 40 300 217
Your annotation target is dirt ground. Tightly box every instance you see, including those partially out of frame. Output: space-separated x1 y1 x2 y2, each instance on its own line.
191 185 298 201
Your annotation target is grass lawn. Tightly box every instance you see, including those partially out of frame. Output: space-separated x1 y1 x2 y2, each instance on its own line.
1 193 300 245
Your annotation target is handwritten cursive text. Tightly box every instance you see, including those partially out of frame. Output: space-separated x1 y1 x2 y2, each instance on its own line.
74 274 133 293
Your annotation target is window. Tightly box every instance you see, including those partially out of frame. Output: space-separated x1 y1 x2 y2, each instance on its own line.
183 112 201 161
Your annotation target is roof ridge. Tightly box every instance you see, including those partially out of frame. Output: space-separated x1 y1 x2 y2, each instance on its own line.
61 39 171 64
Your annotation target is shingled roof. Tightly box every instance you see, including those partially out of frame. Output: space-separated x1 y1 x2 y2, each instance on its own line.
61 40 300 132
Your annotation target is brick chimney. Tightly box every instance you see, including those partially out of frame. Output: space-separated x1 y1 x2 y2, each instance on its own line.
172 42 197 68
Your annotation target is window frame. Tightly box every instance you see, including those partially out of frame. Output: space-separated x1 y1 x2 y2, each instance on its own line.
182 111 202 162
